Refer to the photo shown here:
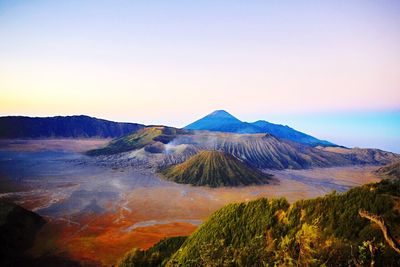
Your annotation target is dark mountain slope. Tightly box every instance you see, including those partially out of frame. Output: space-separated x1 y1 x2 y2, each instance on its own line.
0 201 46 266
0 202 81 267
159 150 273 187
184 110 335 147
0 115 144 138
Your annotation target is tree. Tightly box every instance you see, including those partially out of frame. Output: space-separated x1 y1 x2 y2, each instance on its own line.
358 209 400 254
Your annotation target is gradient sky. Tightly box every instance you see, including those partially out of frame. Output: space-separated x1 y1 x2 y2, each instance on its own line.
0 1 399 152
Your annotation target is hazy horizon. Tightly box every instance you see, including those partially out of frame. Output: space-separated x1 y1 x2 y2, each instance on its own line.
1 109 399 154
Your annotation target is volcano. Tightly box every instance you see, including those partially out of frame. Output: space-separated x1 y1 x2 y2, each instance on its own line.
159 150 273 187
184 110 335 147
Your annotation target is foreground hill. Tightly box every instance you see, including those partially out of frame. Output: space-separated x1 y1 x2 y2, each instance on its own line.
0 202 82 267
0 115 144 138
376 161 400 179
0 202 45 266
159 150 273 187
119 179 400 266
184 110 335 147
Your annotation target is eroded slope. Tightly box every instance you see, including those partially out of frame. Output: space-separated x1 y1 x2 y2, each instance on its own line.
159 150 273 187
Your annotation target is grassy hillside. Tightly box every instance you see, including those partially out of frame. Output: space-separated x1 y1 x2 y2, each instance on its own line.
87 126 187 156
117 236 186 267
118 179 400 266
169 179 400 266
159 150 273 187
376 161 400 179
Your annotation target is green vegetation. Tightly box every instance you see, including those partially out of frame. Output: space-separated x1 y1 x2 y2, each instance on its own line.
376 161 400 179
118 179 400 266
117 236 187 267
87 126 187 155
159 150 273 187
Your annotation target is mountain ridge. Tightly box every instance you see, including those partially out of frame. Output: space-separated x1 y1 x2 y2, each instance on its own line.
0 115 144 138
86 126 189 156
184 110 335 147
86 128 400 171
376 161 400 179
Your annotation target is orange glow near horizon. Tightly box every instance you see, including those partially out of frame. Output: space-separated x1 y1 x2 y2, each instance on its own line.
0 0 399 128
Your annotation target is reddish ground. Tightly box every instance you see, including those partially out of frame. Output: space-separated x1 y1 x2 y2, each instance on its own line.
0 139 384 266
28 166 381 266
32 214 197 266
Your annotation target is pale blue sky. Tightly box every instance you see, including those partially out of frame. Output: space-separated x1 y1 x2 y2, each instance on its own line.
0 1 399 152
242 111 400 153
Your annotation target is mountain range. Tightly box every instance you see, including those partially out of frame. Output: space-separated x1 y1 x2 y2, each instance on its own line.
0 111 334 148
0 115 144 138
184 110 335 147
86 126 186 156
2 113 399 181
87 126 400 171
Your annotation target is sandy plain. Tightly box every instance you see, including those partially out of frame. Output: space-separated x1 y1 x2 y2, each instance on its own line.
0 139 383 266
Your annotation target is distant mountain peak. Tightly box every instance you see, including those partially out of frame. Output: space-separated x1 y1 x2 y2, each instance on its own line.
185 110 336 147
0 115 144 138
208 110 237 118
184 110 243 132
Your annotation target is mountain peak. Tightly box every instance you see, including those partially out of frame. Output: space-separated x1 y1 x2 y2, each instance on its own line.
208 110 237 119
184 111 336 147
184 110 243 132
